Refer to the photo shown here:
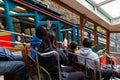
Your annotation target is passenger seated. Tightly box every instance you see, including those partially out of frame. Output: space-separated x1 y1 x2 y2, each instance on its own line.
0 46 26 80
69 41 79 54
104 59 120 79
30 26 85 80
14 35 24 48
48 31 85 80
77 38 112 80
67 41 78 62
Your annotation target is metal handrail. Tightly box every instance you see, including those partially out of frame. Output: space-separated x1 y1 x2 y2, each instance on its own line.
0 29 32 38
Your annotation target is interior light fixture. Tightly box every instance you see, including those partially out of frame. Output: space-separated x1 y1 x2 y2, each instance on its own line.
28 17 34 21
16 6 26 11
0 7 4 11
10 11 17 14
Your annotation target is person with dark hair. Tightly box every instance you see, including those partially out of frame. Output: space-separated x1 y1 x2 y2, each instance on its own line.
30 26 49 58
77 38 112 80
69 41 77 53
83 38 92 48
31 26 68 80
77 38 99 70
47 31 85 80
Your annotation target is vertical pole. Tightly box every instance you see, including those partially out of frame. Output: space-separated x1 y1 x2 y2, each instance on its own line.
106 31 110 54
56 22 62 48
77 27 80 48
34 11 41 80
34 11 39 28
72 26 76 41
4 0 15 44
106 31 110 64
94 24 97 46
80 16 84 47
97 37 99 51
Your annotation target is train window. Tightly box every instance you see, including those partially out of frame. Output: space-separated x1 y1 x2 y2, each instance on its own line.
97 26 106 35
97 37 106 51
110 33 120 52
75 28 80 48
84 21 94 46
84 32 89 38
85 21 94 30
96 26 106 51
0 6 7 30
12 16 34 36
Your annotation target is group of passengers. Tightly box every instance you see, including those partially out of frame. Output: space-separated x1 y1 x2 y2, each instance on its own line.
0 20 120 80
31 26 85 80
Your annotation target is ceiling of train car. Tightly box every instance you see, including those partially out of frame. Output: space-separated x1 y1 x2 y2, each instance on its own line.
60 0 120 32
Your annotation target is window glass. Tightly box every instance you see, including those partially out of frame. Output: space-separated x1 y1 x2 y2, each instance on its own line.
110 33 120 52
0 6 7 30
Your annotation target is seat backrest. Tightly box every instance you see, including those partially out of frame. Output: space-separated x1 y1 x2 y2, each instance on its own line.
68 52 96 80
38 51 61 80
77 54 97 70
30 48 61 80
68 52 78 62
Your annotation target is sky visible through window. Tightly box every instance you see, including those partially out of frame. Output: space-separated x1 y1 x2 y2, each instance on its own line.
78 0 120 24
92 0 120 18
93 0 106 4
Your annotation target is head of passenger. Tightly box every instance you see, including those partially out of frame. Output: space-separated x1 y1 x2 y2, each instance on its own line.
36 26 51 52
36 26 47 39
47 31 57 49
69 41 77 51
46 19 51 30
16 35 21 42
83 38 92 48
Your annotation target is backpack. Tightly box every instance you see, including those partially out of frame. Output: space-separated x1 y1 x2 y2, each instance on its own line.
0 46 16 61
